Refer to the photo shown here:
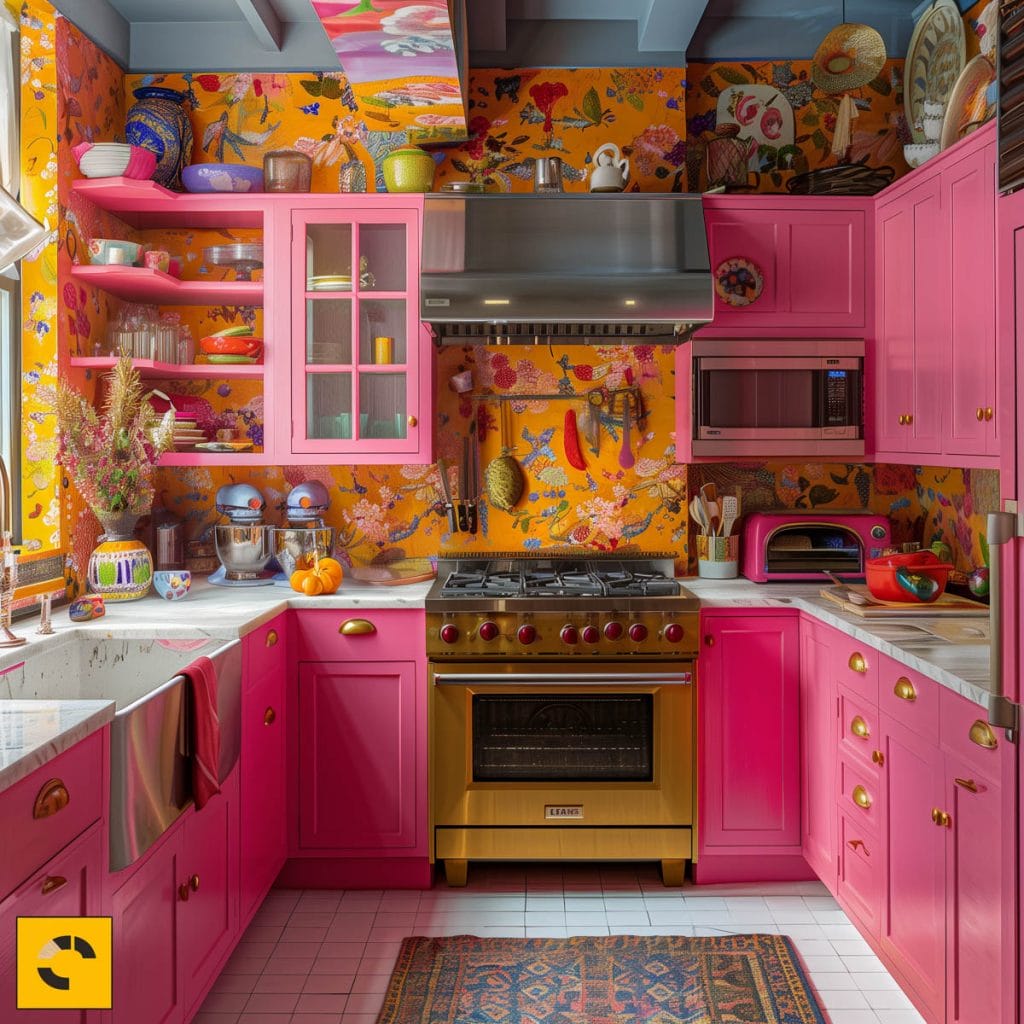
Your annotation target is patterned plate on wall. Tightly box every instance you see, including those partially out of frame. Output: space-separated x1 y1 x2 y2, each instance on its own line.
905 0 966 143
715 257 764 307
940 55 996 149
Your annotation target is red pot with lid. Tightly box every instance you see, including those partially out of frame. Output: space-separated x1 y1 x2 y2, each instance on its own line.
865 550 954 603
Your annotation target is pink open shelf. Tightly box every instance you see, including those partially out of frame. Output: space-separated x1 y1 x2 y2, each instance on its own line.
71 178 264 228
70 356 264 380
70 265 262 305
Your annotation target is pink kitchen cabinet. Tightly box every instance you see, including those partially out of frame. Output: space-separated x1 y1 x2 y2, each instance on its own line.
696 611 809 882
700 197 869 335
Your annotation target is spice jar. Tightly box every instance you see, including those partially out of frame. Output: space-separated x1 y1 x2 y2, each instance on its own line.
263 149 312 192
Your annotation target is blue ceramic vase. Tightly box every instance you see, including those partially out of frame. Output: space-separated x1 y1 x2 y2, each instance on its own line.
125 87 193 191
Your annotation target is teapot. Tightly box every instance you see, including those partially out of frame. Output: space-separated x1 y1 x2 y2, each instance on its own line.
590 142 629 192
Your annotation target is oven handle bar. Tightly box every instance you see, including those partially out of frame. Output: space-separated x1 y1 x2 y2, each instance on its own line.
433 672 693 686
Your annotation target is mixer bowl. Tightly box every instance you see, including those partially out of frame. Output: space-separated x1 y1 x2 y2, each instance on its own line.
213 524 273 579
273 526 335 577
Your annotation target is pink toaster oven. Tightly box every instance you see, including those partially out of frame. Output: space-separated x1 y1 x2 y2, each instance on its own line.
741 511 891 583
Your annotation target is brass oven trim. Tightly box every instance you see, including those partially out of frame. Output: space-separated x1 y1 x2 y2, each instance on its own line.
436 827 692 862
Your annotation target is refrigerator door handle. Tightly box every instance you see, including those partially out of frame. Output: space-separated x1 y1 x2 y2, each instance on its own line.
987 511 1020 736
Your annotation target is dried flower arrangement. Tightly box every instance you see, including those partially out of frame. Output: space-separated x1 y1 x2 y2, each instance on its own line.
54 356 175 519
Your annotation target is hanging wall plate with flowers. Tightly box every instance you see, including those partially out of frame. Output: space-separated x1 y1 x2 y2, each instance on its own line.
715 257 764 307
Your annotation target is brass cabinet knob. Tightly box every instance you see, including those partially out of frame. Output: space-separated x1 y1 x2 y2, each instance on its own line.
189 874 200 893
41 875 67 896
893 677 917 702
264 706 277 726
408 416 418 428
976 407 985 421
850 715 870 739
968 720 997 749
704 635 714 647
848 651 867 674
852 785 872 809
954 777 979 793
178 883 190 902
906 413 914 425
339 618 376 636
931 808 952 828
33 779 70 819
871 749 885 766
266 629 278 647
985 407 994 421
898 415 906 425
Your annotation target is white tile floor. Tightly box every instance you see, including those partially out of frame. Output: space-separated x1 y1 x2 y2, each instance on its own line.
196 863 927 1024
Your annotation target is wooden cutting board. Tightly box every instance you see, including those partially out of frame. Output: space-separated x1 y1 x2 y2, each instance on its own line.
819 585 989 617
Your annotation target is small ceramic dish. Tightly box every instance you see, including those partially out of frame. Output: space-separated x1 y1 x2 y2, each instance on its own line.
153 570 191 600
87 238 143 265
182 163 264 193
903 142 940 167
199 335 263 356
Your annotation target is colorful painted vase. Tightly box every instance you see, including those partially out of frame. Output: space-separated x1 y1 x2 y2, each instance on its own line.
125 87 193 191
382 145 435 192
86 512 153 601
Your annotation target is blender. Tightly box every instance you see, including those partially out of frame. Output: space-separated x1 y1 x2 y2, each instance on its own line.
209 483 275 586
272 481 335 584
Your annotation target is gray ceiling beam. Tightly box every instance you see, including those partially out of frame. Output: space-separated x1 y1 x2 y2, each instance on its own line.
49 0 130 68
232 0 284 51
639 0 707 53
468 0 507 51
507 0 637 19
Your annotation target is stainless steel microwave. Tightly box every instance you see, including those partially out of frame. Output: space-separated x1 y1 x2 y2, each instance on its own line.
685 338 864 457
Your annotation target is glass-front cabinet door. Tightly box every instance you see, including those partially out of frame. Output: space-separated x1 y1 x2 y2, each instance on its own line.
291 207 427 461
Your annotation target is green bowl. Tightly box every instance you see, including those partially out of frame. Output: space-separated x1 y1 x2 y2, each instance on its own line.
382 146 435 193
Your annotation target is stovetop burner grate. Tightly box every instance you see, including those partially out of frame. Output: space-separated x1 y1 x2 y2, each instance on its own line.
438 563 681 599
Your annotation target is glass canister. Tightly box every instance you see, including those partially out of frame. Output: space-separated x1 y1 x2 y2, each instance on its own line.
263 149 312 192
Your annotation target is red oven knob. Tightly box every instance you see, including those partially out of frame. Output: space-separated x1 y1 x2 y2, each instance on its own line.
560 625 579 645
581 625 600 645
604 621 623 641
439 623 460 644
517 624 537 646
628 623 648 642
664 623 684 644
478 620 499 642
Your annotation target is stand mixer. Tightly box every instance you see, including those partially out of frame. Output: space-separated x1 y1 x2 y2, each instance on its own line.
210 483 275 586
272 481 335 584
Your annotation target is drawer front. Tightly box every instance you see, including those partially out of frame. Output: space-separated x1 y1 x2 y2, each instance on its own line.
837 813 880 937
244 613 288 692
0 730 104 900
939 686 1009 780
879 656 939 740
839 757 880 830
838 688 883 771
834 642 879 703
294 608 425 663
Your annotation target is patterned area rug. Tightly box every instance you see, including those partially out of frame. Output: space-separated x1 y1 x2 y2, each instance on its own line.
377 934 826 1023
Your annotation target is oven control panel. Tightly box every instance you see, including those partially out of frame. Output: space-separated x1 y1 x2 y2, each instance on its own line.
426 612 700 659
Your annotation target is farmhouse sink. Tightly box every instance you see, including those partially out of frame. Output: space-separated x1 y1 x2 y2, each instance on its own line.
4 636 241 870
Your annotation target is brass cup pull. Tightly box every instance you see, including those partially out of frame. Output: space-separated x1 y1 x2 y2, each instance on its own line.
848 651 867 674
893 678 917 702
985 407 994 421
954 777 979 793
339 618 376 636
852 785 872 809
968 720 998 750
264 706 277 726
850 716 870 739
33 779 70 819
265 629 278 647
41 875 67 896
178 883 190 902
189 874 200 893
976 407 985 422
931 808 952 828
871 749 885 766
847 839 867 854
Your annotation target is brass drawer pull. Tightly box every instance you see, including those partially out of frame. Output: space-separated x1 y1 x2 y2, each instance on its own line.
265 629 278 647
189 874 200 893
976 407 985 422
969 720 997 749
852 785 872 809
850 715 870 739
33 779 70 819
178 883 190 902
985 407 994 422
848 652 867 674
704 634 714 647
906 413 914 425
931 808 952 828
847 839 867 854
871 749 885 766
954 777 979 793
41 875 67 896
893 678 917 702
264 706 276 726
339 618 376 636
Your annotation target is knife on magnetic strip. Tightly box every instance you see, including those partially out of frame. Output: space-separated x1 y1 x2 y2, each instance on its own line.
437 458 457 533
457 437 470 532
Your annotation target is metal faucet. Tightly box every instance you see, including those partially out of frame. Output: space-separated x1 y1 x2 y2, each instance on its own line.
0 454 26 647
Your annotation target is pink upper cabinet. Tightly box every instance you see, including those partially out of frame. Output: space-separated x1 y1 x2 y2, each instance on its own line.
700 197 869 335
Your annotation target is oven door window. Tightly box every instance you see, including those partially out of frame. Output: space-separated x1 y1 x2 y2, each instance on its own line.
471 693 653 782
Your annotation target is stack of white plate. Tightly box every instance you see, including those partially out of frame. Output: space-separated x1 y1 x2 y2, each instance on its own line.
172 418 206 449
307 274 352 291
77 143 136 179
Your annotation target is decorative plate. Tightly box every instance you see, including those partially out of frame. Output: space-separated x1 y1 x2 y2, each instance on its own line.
940 55 996 150
714 257 764 307
905 0 966 144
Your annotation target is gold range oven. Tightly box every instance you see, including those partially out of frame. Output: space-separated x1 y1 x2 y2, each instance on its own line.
426 553 700 887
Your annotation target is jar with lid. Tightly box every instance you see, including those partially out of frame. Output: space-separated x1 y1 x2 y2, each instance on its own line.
263 149 312 192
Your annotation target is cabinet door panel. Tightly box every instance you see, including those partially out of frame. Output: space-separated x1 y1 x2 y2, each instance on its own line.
837 814 881 936
787 214 864 325
799 623 835 888
705 214 780 319
875 199 913 453
298 660 419 852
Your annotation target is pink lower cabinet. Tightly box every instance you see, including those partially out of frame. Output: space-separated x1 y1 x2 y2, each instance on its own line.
0 824 104 1024
697 611 809 882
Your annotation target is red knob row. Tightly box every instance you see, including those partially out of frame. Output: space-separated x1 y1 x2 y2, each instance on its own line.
440 621 685 646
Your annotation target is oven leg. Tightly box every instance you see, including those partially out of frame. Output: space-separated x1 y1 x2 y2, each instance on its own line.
444 859 469 887
660 859 685 887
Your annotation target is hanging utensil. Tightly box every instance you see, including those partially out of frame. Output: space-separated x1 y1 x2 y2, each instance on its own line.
581 389 602 453
457 437 470 531
618 392 635 469
437 458 456 533
563 409 586 470
485 401 525 512
468 432 479 534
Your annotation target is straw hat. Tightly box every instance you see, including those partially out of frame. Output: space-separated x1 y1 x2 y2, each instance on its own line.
812 22 887 94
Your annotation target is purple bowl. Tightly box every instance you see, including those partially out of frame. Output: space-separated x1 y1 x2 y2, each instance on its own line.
181 163 264 194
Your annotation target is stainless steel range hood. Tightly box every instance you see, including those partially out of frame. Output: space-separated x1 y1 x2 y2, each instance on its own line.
420 193 712 344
